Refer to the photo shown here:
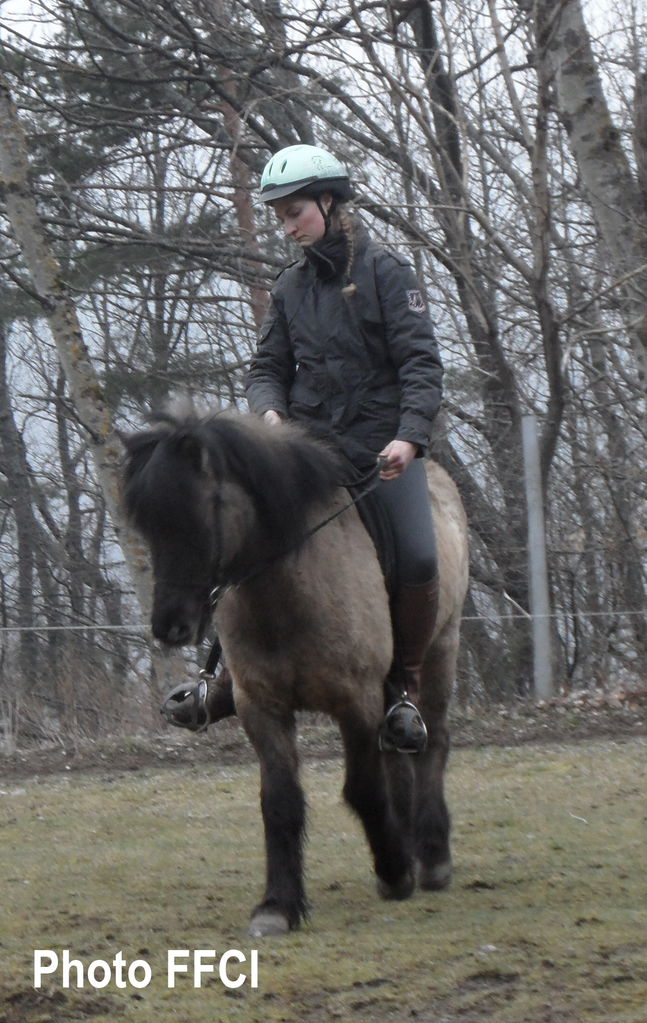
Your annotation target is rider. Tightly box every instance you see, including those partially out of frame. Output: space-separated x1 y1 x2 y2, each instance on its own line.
246 144 444 753
162 144 443 752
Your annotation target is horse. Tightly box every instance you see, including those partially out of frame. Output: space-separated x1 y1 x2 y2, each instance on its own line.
122 409 469 937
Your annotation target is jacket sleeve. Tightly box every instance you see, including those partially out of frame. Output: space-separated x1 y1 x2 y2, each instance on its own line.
377 254 444 450
246 292 296 419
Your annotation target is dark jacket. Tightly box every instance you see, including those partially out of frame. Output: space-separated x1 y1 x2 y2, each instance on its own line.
246 225 443 470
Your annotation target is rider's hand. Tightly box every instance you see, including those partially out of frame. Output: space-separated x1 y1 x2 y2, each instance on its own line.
263 410 282 427
378 440 418 480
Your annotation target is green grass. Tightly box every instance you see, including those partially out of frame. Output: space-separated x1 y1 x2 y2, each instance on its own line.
1 737 646 1022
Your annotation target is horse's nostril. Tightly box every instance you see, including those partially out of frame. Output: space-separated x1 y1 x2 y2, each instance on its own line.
152 617 193 646
166 622 192 645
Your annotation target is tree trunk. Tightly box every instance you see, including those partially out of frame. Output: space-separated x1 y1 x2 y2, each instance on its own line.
0 76 186 695
0 322 38 681
535 0 647 377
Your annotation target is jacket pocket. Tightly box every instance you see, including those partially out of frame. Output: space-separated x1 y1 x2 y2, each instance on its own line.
288 374 326 407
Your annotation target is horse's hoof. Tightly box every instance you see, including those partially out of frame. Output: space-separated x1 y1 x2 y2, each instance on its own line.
418 860 452 891
376 869 415 901
248 910 291 938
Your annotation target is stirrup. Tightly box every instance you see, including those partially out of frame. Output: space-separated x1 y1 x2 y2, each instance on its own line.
378 697 428 754
161 675 210 732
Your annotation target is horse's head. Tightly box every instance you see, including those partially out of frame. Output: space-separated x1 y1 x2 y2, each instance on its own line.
122 409 342 647
122 419 224 646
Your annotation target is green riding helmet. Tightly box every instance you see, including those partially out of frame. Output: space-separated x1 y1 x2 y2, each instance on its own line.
260 144 352 203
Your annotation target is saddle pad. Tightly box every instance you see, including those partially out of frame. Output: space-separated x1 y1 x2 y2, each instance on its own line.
348 485 397 604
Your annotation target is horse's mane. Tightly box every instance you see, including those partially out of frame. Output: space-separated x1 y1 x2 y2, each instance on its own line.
123 409 344 551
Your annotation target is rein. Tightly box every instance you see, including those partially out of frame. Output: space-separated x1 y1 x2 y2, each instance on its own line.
201 457 386 678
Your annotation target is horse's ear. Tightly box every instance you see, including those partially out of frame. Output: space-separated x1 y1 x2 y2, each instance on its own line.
175 433 208 474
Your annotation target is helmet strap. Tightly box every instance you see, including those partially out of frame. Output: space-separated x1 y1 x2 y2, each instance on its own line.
315 196 333 235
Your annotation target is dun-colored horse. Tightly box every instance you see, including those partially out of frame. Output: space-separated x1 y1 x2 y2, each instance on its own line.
122 410 469 937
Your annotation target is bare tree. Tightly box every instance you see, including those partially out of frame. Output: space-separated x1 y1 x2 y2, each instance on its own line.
0 0 645 716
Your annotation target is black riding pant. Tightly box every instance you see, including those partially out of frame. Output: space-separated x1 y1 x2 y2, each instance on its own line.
377 459 438 586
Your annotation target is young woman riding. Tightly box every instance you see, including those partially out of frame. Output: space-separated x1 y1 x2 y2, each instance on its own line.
162 144 443 754
246 145 444 754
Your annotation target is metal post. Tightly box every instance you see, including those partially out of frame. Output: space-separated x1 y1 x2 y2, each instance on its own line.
521 414 553 700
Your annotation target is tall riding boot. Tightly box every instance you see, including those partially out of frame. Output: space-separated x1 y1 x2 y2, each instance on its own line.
379 575 440 753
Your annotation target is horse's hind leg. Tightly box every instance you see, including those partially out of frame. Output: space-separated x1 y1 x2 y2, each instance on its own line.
237 704 307 936
339 714 415 900
414 630 456 890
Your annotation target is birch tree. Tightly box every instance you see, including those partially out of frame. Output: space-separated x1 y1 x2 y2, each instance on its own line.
533 0 647 380
0 76 192 706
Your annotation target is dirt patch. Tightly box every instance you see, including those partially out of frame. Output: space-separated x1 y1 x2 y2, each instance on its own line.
0 985 122 1022
0 688 645 781
449 685 647 749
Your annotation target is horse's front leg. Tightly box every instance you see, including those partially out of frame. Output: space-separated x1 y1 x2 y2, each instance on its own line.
338 713 415 900
237 703 306 937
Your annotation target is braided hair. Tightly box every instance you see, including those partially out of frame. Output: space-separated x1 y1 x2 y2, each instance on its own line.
337 203 358 297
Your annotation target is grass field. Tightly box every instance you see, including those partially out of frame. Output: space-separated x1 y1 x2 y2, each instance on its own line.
1 736 646 1022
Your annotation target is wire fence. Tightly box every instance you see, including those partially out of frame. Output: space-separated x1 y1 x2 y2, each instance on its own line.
462 610 647 622
0 607 646 632
0 625 149 632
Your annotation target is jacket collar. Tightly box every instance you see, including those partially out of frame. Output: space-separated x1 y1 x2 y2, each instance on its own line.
296 216 371 278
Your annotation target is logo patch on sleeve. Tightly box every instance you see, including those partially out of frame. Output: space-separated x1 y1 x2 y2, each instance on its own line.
407 290 425 312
